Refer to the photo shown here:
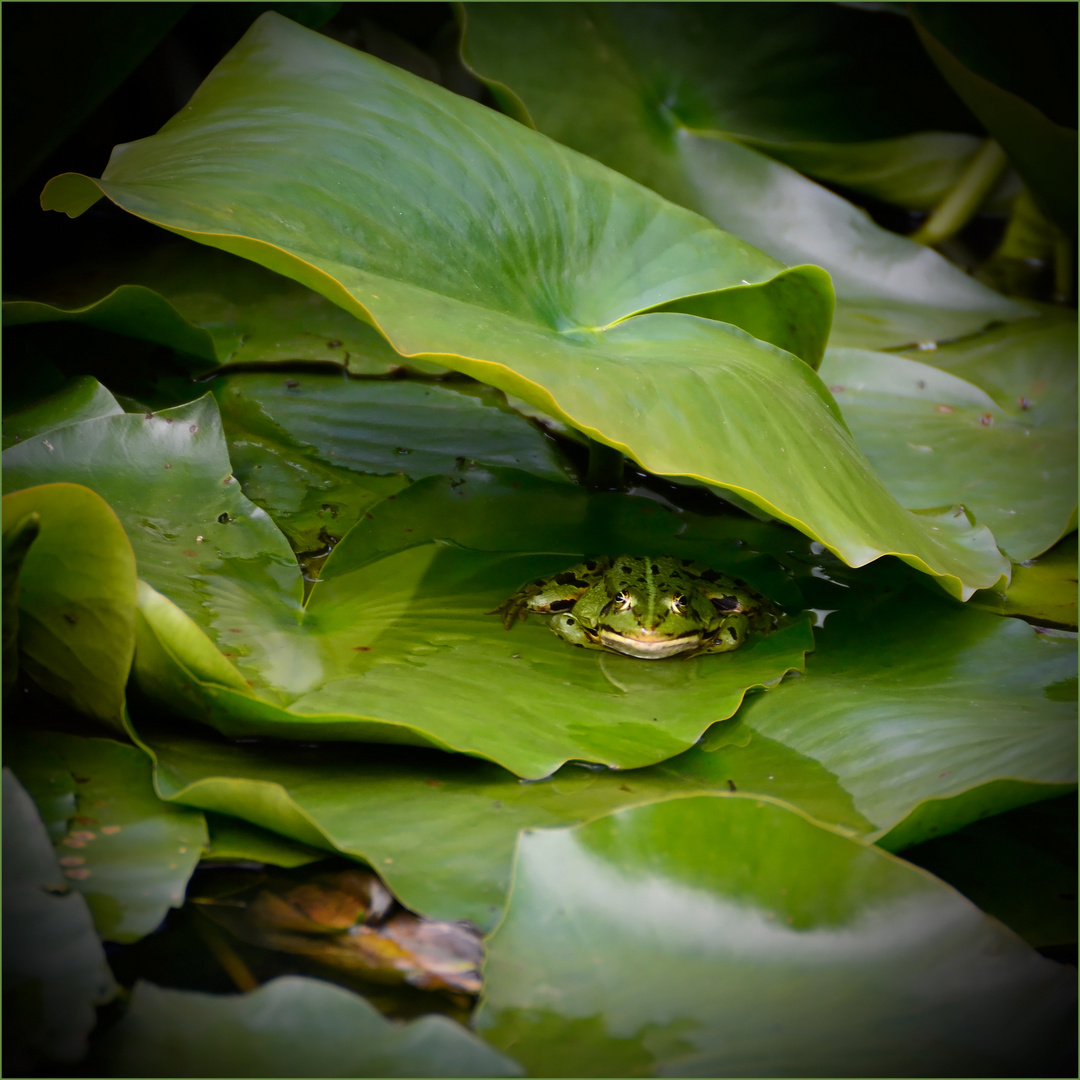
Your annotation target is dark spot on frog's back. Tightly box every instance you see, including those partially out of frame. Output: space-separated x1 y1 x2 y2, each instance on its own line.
585 560 598 571
554 572 587 587
651 563 660 574
701 569 723 583
547 600 575 612
711 596 739 612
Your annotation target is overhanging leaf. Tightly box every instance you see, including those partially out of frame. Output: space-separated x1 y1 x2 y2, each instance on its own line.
40 13 1012 597
476 796 1077 1077
460 2 994 209
459 2 1036 351
6 729 207 944
2 483 137 730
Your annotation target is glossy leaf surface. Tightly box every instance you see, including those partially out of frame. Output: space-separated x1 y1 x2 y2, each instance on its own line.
821 316 1076 562
40 13 1014 596
103 976 521 1078
6 729 207 943
459 2 1035 352
2 375 124 451
477 796 1077 1077
2 483 136 730
2 396 305 686
737 587 1077 841
2 768 117 1065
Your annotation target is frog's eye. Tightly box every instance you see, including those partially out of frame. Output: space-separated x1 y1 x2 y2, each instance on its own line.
668 595 685 612
615 592 633 610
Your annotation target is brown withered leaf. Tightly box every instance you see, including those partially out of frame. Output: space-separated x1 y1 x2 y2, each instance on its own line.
191 864 482 994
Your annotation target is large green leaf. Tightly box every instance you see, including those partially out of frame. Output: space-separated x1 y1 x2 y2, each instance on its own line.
476 796 1077 1077
41 13 1012 597
3 242 443 376
101 976 521 1078
133 556 1076 929
3 402 810 775
2 768 117 1067
459 2 1036 352
6 730 207 944
2 483 136 730
133 485 814 777
130 719 869 932
820 317 1076 562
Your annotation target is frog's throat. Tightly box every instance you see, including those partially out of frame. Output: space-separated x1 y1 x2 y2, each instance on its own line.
598 629 703 660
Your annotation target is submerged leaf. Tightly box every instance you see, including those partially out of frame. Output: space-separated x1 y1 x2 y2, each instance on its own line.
213 370 572 553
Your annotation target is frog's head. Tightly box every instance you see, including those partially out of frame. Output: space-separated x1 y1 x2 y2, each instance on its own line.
593 583 720 659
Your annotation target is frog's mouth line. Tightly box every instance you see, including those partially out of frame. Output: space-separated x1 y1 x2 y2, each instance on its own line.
597 629 703 660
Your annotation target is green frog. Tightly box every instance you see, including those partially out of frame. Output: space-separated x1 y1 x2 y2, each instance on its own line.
489 555 776 659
